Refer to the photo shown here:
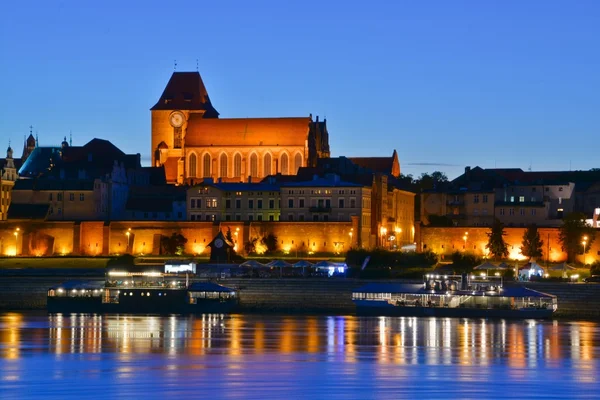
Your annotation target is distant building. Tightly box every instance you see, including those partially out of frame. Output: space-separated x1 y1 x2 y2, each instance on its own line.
151 71 330 185
422 166 600 227
124 185 187 221
187 179 281 222
0 144 19 220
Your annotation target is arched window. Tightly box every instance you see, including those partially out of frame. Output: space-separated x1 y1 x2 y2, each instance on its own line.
264 153 272 177
280 153 289 175
294 153 303 174
234 153 242 178
189 153 197 178
203 153 211 178
219 153 228 178
250 153 258 177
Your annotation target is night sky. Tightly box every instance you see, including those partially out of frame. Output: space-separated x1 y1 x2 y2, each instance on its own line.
1 0 598 179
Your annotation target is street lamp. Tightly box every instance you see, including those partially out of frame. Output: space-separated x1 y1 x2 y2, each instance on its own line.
582 236 588 265
14 228 20 256
125 228 131 253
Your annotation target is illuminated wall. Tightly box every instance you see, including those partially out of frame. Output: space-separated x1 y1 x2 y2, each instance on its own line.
418 226 600 264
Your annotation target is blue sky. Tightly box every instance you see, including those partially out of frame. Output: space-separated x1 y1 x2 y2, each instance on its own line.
1 0 598 179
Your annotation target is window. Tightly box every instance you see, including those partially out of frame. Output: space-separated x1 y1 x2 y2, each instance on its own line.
288 214 294 221
531 209 536 216
509 208 514 216
58 193 62 201
49 193 53 201
299 199 305 208
294 153 302 174
339 199 344 208
250 153 258 177
191 215 196 221
203 154 211 177
299 214 304 221
191 199 196 208
225 214 231 221
264 153 272 176
207 198 217 208
236 214 241 221
236 199 241 209
69 193 74 201
80 194 84 201
288 199 294 208
473 194 479 203
197 199 202 208
281 153 289 174
248 199 254 209
269 199 274 209
248 215 253 221
225 199 231 209
510 196 514 202
205 215 211 221
559 187 563 192
189 153 197 177
519 196 525 202
325 199 331 208
520 208 525 216
499 208 505 216
58 208 62 215
482 194 488 203
220 153 228 177
174 127 182 148
269 214 274 221
257 215 263 221
350 198 356 208
234 153 242 177
313 215 319 221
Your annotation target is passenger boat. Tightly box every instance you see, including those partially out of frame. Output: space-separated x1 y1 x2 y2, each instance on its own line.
47 264 239 314
352 274 557 319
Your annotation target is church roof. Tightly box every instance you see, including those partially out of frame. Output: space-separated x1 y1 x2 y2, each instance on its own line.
185 116 311 147
349 150 400 177
151 71 219 117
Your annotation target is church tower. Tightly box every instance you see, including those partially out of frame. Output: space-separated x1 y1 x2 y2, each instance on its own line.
21 131 37 162
1 143 18 221
151 72 219 184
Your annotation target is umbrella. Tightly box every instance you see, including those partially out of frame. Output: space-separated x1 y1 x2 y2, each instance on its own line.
240 260 266 268
496 262 511 270
313 260 337 268
293 260 313 276
267 260 292 277
474 261 499 271
548 262 576 271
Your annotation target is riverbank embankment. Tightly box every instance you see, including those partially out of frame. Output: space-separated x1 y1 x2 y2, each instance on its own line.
0 270 599 318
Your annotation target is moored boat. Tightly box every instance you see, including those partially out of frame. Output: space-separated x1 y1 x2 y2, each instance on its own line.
352 274 557 319
47 264 239 315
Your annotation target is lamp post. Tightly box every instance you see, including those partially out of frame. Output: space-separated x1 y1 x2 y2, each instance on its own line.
125 228 131 253
394 227 402 249
582 236 588 265
379 226 387 248
14 227 20 256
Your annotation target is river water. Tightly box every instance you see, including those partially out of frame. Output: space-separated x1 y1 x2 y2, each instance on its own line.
0 313 598 399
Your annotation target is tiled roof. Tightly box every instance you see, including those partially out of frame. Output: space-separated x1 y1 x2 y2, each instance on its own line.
7 203 49 220
185 116 310 147
150 72 219 117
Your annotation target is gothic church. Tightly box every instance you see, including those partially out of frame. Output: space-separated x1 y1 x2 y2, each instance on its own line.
151 72 330 185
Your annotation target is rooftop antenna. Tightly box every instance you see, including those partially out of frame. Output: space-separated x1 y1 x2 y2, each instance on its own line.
174 59 177 71
196 59 199 71
69 131 72 146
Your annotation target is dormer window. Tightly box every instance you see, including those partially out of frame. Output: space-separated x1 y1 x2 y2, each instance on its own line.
164 95 174 105
183 92 193 103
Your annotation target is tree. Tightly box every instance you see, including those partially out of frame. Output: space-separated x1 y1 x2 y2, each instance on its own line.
225 227 234 244
558 212 596 263
520 225 543 260
160 233 187 255
261 233 278 253
244 237 258 254
486 219 509 260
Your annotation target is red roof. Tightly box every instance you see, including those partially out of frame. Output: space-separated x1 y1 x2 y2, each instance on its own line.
151 72 219 117
185 116 311 147
349 150 400 177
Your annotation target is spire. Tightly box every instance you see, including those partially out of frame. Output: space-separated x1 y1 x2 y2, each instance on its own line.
69 131 72 146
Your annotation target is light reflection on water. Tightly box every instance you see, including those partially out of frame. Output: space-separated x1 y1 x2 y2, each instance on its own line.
0 313 599 399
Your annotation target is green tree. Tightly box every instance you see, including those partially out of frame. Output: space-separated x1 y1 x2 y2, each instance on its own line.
520 225 543 260
558 212 596 263
225 227 234 244
244 237 258 254
160 233 188 255
486 219 509 260
261 233 278 253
